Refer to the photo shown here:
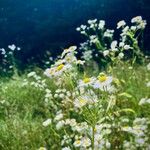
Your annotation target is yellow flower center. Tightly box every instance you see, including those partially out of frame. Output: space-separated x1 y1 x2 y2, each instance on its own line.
79 99 86 104
56 64 64 71
83 78 91 83
76 140 81 144
98 75 107 82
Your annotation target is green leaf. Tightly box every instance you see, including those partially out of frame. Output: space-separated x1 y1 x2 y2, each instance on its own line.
118 92 132 98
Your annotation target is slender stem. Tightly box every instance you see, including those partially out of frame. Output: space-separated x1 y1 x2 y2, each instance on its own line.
91 126 95 150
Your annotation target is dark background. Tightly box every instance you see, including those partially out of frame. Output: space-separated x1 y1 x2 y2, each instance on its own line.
0 0 150 67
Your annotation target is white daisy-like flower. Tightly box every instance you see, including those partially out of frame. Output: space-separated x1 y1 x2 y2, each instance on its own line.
74 139 82 147
74 97 88 108
117 20 126 29
61 46 77 58
78 77 96 87
44 63 71 78
42 118 52 127
93 73 113 92
111 41 118 51
82 137 91 148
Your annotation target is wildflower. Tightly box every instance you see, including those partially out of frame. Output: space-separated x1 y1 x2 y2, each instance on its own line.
124 45 130 50
39 147 46 150
88 19 97 24
90 35 99 43
56 120 65 130
111 41 118 51
82 137 91 148
104 29 114 38
131 16 142 23
44 63 71 78
27 71 36 78
139 98 150 105
118 52 124 59
131 26 137 31
93 73 114 92
54 113 63 121
147 63 150 70
74 139 82 147
61 46 77 58
117 20 126 29
146 82 150 87
62 147 71 150
98 20 105 29
74 97 87 108
8 44 16 51
79 77 95 87
103 50 109 56
42 119 52 127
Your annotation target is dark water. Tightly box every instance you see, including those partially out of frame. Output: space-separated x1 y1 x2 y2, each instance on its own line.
0 0 150 67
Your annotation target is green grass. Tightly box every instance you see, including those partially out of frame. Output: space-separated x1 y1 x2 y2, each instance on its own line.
0 62 150 150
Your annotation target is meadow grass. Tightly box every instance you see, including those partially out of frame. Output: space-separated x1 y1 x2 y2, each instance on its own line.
0 61 149 150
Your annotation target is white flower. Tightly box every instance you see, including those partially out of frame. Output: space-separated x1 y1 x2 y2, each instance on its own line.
61 46 77 58
117 20 126 29
131 16 142 23
54 113 63 121
0 48 6 55
79 77 96 87
146 81 150 87
111 41 118 51
8 44 16 51
124 45 130 50
93 73 113 92
74 139 82 147
147 63 150 70
118 52 124 59
27 71 36 78
119 42 125 47
135 138 145 145
104 29 114 38
98 20 105 29
80 25 87 30
74 97 88 108
139 98 150 105
44 63 72 78
131 26 137 31
42 119 52 127
103 50 109 56
88 19 97 24
39 147 47 150
56 120 65 130
82 137 91 148
62 147 71 150
90 35 99 43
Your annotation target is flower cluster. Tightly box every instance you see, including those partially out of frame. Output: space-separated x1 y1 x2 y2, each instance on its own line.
40 43 150 149
76 16 146 66
0 44 21 76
